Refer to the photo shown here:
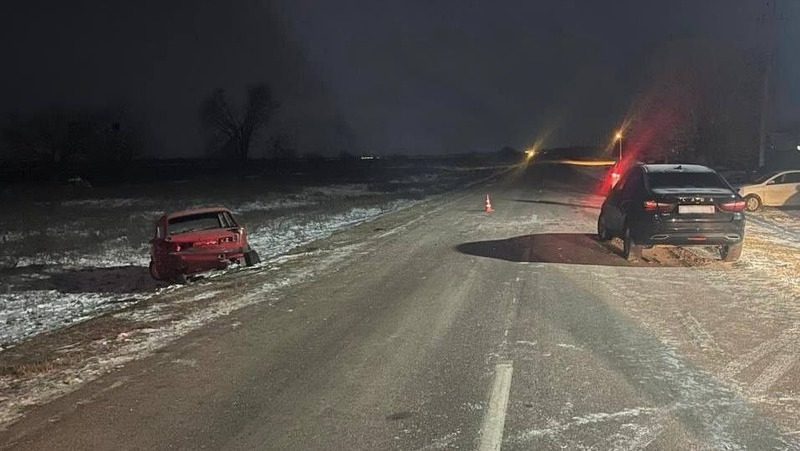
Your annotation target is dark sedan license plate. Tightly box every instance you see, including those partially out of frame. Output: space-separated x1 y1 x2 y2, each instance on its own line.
678 205 715 214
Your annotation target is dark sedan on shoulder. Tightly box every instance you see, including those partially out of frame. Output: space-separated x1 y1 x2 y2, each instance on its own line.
597 164 746 262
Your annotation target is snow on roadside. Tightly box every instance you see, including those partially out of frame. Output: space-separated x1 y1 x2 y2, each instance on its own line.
0 187 423 347
233 198 314 213
747 209 800 250
0 290 152 346
302 183 373 197
246 199 416 258
58 198 158 208
13 237 151 268
0 242 364 430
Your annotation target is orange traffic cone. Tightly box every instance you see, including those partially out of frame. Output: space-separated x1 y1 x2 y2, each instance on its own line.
485 194 494 213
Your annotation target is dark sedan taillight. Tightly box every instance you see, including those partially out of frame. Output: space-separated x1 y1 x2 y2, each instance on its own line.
719 200 746 212
643 200 675 213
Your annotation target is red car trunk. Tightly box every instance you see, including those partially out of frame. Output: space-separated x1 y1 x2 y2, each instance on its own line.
149 207 256 281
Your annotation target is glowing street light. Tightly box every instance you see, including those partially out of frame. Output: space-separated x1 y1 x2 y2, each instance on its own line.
614 131 624 160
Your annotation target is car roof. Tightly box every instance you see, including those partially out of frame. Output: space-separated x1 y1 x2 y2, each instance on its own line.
640 164 716 174
163 207 233 221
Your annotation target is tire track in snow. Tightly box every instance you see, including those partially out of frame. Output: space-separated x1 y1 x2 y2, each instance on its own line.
748 352 800 397
747 212 800 249
554 268 796 449
607 405 676 450
720 325 800 383
674 310 725 357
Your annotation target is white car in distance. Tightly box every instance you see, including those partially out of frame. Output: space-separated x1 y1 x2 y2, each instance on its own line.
738 170 800 211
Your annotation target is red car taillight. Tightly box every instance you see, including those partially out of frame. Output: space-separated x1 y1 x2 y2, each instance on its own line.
719 200 746 212
643 200 675 213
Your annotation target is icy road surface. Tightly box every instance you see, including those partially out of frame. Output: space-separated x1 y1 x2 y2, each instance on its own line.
1 163 800 450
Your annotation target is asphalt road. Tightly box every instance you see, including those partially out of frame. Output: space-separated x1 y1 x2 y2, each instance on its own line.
2 163 798 450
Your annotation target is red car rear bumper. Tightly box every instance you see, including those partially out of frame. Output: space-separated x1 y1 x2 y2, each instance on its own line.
158 248 247 276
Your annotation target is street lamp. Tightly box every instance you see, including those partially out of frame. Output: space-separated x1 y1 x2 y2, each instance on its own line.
615 131 623 160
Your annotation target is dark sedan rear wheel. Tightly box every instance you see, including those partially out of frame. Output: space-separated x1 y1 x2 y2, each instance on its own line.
597 215 611 241
721 243 743 262
623 226 642 261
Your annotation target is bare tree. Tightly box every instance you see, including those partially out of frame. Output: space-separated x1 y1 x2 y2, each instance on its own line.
200 84 275 161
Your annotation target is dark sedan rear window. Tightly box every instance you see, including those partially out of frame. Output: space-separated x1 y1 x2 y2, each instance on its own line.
647 172 727 189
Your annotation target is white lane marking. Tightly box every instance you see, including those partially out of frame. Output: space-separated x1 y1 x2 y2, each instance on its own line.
479 361 514 451
555 343 583 351
515 340 537 347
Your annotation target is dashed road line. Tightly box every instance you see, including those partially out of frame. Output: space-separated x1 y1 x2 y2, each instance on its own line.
478 361 514 451
478 271 527 450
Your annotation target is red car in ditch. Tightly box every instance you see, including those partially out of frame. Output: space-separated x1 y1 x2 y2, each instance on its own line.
149 207 260 282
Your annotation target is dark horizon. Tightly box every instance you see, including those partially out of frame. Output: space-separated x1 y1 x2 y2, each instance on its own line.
1 0 797 160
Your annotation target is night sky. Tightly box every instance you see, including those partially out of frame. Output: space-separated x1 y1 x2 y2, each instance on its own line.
1 0 796 157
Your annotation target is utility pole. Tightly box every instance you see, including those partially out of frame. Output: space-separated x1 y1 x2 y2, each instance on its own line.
758 0 777 168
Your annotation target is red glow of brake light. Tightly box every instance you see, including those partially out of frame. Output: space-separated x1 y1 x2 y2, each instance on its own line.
610 172 621 186
719 200 746 212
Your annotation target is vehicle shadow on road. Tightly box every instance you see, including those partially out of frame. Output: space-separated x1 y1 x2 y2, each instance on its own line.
512 199 601 210
456 233 683 267
1 265 166 294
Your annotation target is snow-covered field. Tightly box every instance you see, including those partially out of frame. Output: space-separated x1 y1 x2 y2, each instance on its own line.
0 165 494 347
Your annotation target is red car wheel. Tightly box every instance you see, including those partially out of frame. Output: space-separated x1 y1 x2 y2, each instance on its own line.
149 261 163 281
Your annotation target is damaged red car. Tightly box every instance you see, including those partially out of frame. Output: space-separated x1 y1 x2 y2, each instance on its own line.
149 207 260 282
